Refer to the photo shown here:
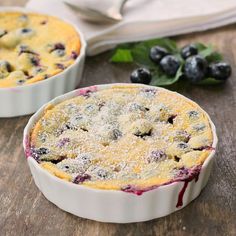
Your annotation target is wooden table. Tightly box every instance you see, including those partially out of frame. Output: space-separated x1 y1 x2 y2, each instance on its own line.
1 1 236 235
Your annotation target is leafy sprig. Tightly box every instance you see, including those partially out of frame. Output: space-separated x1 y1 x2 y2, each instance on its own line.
110 38 224 86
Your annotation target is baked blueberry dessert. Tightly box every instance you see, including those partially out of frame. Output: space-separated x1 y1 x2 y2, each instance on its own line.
29 85 214 193
0 12 80 88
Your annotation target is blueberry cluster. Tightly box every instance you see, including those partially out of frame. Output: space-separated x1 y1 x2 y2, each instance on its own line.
181 44 231 83
130 43 231 84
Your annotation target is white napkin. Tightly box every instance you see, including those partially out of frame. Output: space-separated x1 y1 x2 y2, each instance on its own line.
26 0 236 56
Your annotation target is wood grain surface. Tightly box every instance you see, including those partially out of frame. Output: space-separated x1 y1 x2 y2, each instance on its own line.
0 1 235 236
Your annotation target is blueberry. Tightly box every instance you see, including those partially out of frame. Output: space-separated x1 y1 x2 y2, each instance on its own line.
149 46 169 64
208 62 231 81
32 147 49 160
73 174 91 184
147 150 167 163
184 55 208 83
111 129 122 140
0 60 12 72
57 137 70 148
188 110 199 119
160 55 180 76
193 123 206 132
30 56 40 67
71 51 78 59
177 142 189 149
17 79 26 85
181 44 198 59
55 63 65 70
36 147 49 155
130 68 152 84
97 169 109 179
21 28 32 34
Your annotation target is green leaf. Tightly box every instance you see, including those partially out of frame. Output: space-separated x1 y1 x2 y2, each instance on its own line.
131 44 157 68
196 43 223 62
196 78 224 85
131 38 179 68
195 42 208 51
205 52 223 63
150 66 183 86
110 49 133 63
139 38 178 53
199 45 214 58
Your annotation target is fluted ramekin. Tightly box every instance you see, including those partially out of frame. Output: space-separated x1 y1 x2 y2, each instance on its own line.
0 7 86 117
23 83 218 223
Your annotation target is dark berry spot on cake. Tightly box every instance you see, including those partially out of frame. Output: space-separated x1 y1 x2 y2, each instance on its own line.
111 129 122 140
27 75 34 80
17 79 26 85
98 102 105 110
36 147 49 155
31 147 49 160
0 60 12 72
51 156 66 164
188 110 199 119
0 29 7 38
40 20 47 25
20 28 33 34
30 56 40 67
134 130 152 139
55 43 65 50
64 122 77 130
57 137 70 148
177 142 189 149
175 166 189 178
174 156 181 162
71 51 78 59
32 67 45 75
18 45 38 56
55 63 65 70
193 123 206 132
193 146 213 151
147 150 167 163
167 115 177 124
44 74 49 79
97 169 109 179
80 127 88 132
73 174 91 184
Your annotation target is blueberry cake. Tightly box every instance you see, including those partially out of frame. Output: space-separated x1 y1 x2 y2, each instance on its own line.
0 12 80 88
29 85 214 192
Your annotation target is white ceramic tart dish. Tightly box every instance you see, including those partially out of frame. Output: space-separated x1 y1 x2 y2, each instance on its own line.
23 83 218 223
0 7 86 117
